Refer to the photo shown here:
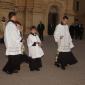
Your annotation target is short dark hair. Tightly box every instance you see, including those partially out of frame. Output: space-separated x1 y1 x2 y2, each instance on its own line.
63 16 69 20
30 26 37 31
8 12 16 20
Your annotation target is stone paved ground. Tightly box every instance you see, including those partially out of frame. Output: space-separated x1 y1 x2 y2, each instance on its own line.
0 36 85 85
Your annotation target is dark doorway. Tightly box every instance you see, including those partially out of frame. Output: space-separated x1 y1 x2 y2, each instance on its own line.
48 6 59 35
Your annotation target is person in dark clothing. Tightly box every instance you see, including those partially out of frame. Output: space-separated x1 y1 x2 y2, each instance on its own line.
37 22 45 41
48 24 52 35
79 24 84 40
74 23 84 40
69 24 75 39
74 24 80 40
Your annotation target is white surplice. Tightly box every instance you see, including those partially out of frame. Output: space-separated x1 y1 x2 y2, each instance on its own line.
27 34 44 59
4 21 23 55
54 24 74 52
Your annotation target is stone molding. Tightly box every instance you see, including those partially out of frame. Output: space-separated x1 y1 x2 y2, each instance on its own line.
0 1 15 9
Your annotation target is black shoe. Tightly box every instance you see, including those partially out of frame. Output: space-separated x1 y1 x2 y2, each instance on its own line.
4 70 13 74
13 70 19 73
61 66 66 70
7 71 13 74
3 69 12 74
30 69 35 71
54 62 60 67
35 68 40 71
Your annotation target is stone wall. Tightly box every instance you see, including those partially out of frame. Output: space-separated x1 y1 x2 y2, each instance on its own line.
75 0 85 26
0 0 16 37
0 0 75 36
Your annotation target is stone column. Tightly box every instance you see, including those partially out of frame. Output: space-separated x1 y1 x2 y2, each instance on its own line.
0 1 15 37
15 5 33 34
25 8 33 34
22 0 34 34
32 0 43 26
65 0 75 24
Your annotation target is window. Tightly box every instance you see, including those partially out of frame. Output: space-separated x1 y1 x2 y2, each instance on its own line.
76 1 80 11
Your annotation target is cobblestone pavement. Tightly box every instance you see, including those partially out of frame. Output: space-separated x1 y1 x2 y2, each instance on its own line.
0 36 85 85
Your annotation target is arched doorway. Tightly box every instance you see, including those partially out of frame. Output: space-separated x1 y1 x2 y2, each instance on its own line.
48 6 59 35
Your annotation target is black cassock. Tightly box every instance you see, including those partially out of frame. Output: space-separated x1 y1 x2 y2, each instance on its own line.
3 54 29 74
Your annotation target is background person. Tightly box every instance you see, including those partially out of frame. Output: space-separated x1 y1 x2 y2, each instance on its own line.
37 21 45 41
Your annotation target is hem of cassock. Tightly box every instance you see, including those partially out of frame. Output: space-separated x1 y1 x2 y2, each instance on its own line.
56 52 78 66
28 57 42 70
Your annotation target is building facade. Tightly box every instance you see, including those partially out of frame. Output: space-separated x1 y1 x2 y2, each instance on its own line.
0 0 75 36
74 0 85 26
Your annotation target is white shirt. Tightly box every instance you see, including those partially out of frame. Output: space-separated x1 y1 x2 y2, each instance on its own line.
54 24 74 52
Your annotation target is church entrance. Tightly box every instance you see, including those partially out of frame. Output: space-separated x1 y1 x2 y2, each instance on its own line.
48 6 59 35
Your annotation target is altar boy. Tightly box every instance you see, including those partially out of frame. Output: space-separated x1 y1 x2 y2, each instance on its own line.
3 12 29 74
54 16 78 70
27 26 44 71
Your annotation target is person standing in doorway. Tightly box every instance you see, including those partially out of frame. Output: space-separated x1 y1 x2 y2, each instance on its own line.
79 24 84 40
69 24 75 39
37 21 45 41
